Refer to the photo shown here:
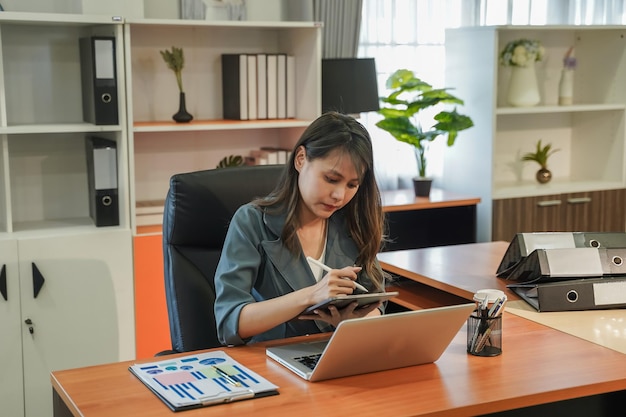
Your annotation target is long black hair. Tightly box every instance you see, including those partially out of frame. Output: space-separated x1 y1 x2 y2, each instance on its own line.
254 111 387 290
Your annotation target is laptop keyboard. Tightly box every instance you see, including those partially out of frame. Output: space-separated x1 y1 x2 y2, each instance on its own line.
295 354 322 370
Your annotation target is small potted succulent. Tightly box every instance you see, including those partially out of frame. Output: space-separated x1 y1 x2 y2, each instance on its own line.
376 69 474 196
160 46 193 123
522 139 559 183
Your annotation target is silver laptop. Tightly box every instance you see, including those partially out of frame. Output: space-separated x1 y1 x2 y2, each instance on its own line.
266 303 475 381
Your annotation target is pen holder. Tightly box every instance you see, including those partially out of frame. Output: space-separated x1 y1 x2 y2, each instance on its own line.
467 311 502 357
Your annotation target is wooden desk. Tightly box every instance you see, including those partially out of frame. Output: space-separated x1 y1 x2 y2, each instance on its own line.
379 241 511 303
52 312 626 417
380 188 481 251
378 242 626 355
133 188 481 358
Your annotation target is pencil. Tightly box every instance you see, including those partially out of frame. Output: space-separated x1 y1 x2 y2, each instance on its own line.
306 256 369 293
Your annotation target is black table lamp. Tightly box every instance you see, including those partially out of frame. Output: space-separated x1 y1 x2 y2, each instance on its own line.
322 58 379 115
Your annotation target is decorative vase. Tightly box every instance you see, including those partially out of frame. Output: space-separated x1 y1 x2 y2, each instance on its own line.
173 92 193 123
536 168 552 184
507 65 540 107
558 68 574 105
413 177 433 197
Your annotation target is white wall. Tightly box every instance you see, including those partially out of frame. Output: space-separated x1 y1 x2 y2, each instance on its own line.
0 0 80 13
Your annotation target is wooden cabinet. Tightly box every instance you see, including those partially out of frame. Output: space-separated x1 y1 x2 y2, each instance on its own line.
492 188 626 241
0 13 134 417
444 26 626 241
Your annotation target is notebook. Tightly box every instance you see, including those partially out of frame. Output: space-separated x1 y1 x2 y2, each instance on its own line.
266 303 475 381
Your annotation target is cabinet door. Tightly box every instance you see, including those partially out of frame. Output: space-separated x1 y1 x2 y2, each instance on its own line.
492 194 563 241
0 238 24 417
563 189 626 232
17 230 134 417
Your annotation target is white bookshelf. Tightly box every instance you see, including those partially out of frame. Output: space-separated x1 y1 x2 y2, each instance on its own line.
123 18 322 232
0 13 134 417
444 25 626 241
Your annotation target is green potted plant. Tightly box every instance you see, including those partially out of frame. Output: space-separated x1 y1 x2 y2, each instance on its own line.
160 46 193 123
522 139 559 184
376 69 474 196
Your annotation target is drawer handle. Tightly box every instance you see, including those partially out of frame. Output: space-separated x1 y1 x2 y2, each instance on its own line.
567 197 592 204
537 200 562 207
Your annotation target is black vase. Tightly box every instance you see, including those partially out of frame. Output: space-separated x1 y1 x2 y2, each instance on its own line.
173 92 193 123
412 177 433 197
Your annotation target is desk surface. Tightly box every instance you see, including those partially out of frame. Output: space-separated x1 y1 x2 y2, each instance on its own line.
381 188 481 212
136 188 480 235
52 311 626 417
378 241 626 354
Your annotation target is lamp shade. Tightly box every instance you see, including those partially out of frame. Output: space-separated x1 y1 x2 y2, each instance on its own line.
322 58 379 114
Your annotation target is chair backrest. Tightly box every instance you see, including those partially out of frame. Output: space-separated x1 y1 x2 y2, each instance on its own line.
162 165 284 353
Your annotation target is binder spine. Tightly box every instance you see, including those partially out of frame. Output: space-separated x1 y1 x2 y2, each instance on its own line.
79 37 119 125
86 136 119 227
535 278 626 312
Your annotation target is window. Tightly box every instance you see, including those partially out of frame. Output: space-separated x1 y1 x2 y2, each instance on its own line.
358 0 626 190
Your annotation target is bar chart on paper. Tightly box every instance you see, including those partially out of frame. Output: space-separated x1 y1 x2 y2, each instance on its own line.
129 351 279 410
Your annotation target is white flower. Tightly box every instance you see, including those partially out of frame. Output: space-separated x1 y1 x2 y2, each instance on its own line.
500 39 544 67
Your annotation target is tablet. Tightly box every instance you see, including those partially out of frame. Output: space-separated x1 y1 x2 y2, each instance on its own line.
302 292 399 314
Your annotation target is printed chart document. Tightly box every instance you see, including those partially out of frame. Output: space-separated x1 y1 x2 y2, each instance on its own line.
129 350 279 411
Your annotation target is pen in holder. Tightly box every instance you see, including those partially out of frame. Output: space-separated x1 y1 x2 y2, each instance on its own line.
467 289 506 357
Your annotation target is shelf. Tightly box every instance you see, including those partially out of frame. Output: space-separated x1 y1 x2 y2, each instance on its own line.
493 180 626 199
125 17 321 30
126 20 322 233
133 118 313 133
0 123 122 134
0 11 124 26
0 14 129 236
496 103 626 115
7 218 120 236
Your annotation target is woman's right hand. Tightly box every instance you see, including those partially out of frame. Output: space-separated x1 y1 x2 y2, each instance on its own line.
308 265 363 304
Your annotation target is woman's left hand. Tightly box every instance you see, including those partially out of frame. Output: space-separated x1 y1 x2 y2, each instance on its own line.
298 301 382 327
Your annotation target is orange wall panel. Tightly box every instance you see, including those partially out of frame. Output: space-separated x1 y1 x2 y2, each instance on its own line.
133 234 170 359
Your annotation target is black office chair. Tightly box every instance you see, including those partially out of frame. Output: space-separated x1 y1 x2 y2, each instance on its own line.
161 165 284 353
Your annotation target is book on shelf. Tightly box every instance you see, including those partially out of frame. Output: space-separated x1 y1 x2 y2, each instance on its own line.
266 54 278 119
129 350 279 411
256 53 268 119
286 55 296 118
246 54 258 120
221 54 249 120
222 53 295 121
277 53 287 119
246 147 290 166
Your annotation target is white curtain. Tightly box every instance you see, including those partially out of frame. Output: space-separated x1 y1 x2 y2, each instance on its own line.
313 0 363 58
359 0 626 190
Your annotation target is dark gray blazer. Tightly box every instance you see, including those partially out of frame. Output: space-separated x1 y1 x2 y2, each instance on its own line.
214 203 382 346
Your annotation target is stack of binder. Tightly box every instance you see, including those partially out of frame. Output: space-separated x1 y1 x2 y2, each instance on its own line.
221 53 296 120
498 232 626 312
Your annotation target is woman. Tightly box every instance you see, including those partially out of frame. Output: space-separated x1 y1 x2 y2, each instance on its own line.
214 112 388 346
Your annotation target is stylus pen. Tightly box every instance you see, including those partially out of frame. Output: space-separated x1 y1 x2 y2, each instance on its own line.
306 256 369 293
212 365 242 387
